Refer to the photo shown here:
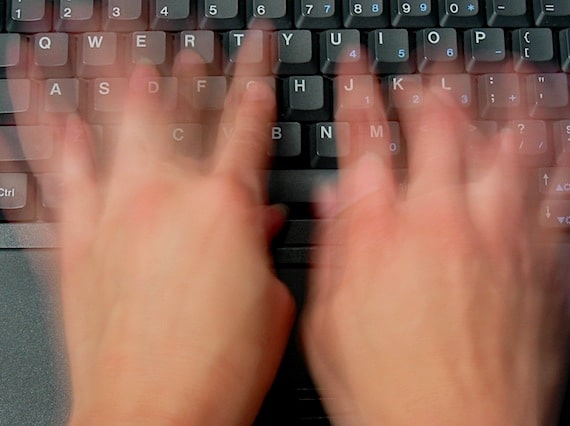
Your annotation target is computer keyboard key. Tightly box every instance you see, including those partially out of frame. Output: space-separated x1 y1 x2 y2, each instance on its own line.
391 0 437 28
165 123 204 158
272 30 318 75
512 28 558 73
478 73 523 119
486 0 531 27
386 75 423 117
351 121 402 157
0 79 36 124
129 31 169 72
6 0 52 33
198 0 244 30
30 33 74 78
270 122 302 159
0 34 27 78
540 201 570 228
247 0 291 29
295 0 342 29
538 167 570 193
103 0 148 32
77 32 123 78
175 31 220 75
37 173 63 214
320 29 361 74
54 0 99 32
506 120 552 166
554 121 570 166
464 28 507 73
41 78 80 120
334 75 384 121
343 0 388 29
439 0 483 27
0 173 34 221
527 73 569 119
87 77 128 123
0 126 54 164
283 76 331 122
150 0 194 31
310 122 349 168
560 29 570 73
534 0 570 27
191 76 227 111
268 169 336 203
416 28 461 74
369 29 415 75
428 74 475 115
223 30 269 75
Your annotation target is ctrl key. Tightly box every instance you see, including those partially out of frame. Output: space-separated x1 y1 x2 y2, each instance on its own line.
0 173 34 221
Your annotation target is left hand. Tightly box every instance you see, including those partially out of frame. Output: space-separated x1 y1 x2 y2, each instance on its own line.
59 56 295 424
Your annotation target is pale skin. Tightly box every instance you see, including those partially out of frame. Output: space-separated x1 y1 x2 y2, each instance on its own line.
303 64 569 425
16 40 567 424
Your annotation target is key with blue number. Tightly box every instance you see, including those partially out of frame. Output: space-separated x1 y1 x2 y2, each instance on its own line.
295 0 342 29
369 29 415 74
416 28 461 73
439 0 483 27
344 0 388 28
391 0 436 28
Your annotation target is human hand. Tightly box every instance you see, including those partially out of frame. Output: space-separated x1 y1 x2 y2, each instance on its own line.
55 55 294 424
302 70 569 425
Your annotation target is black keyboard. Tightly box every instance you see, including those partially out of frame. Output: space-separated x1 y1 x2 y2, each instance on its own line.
1 0 570 424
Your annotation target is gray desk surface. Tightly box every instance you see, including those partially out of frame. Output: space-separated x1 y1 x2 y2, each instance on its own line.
0 248 69 425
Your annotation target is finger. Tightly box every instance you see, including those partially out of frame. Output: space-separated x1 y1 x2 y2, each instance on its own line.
61 114 99 251
334 51 397 208
335 48 387 165
218 29 271 126
401 87 467 199
110 62 171 183
264 203 289 243
213 80 276 201
172 49 210 164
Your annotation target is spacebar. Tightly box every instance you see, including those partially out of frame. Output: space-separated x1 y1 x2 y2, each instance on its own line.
268 170 337 203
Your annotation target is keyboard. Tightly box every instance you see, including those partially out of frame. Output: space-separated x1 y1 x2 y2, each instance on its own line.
0 0 569 424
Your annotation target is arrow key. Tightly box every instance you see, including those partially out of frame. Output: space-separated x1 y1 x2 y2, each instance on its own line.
540 200 570 228
538 167 570 195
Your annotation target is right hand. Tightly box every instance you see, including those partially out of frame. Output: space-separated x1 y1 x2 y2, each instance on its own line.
302 73 569 425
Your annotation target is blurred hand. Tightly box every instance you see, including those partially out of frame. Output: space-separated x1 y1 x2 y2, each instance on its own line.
302 72 569 425
58 59 294 424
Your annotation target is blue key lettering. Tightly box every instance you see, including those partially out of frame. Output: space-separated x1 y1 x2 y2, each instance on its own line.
372 3 380 13
419 2 428 12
